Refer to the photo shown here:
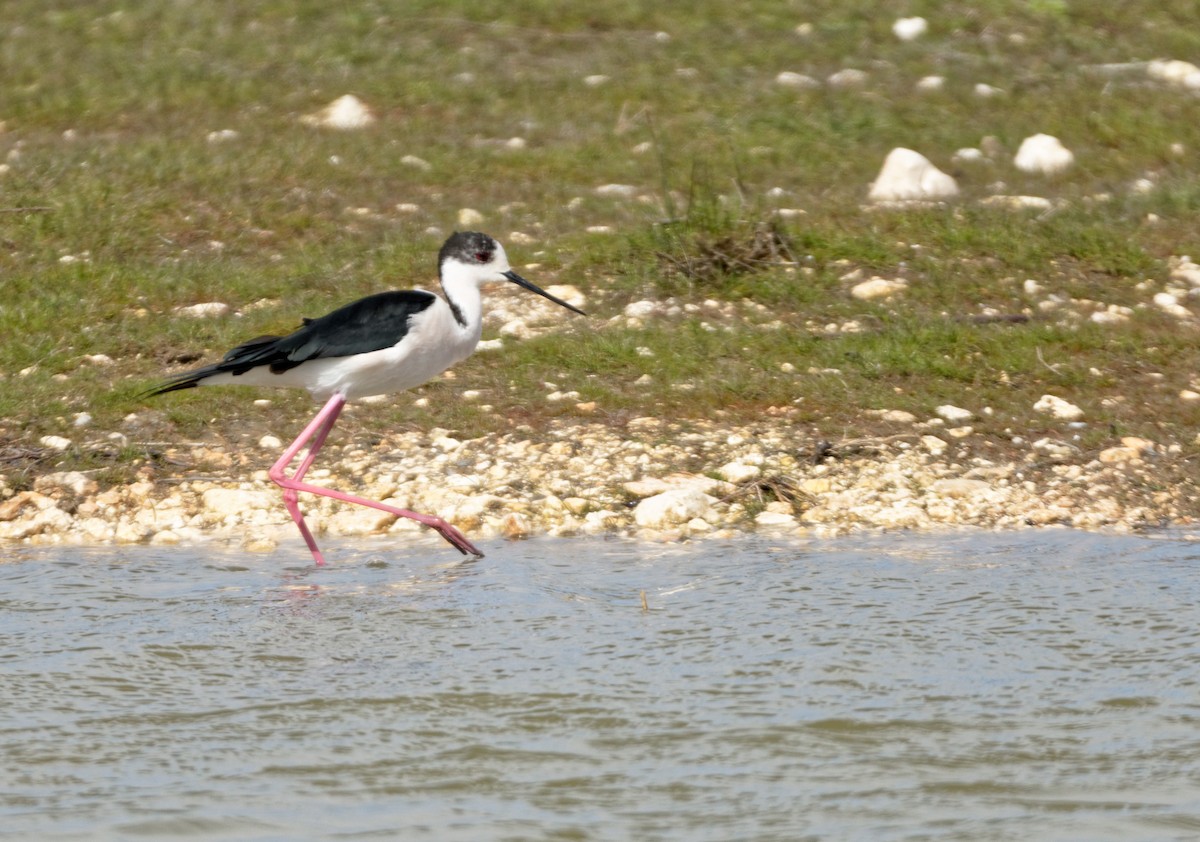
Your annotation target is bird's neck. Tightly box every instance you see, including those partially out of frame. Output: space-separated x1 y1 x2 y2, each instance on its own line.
439 267 484 334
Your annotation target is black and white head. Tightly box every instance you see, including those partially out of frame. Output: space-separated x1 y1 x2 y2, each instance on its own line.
437 231 586 315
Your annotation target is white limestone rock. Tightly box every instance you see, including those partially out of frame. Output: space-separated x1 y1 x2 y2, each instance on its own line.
175 302 230 319
776 72 819 89
1147 59 1200 89
300 94 376 130
34 471 98 496
633 488 714 528
935 405 974 423
892 17 928 41
718 461 761 484
851 276 908 300
1033 394 1084 421
868 148 958 203
1014 134 1074 175
201 488 277 518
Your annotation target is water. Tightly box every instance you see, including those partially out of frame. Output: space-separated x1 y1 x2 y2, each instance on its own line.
2 529 1199 841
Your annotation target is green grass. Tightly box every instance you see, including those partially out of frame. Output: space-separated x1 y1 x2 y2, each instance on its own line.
4 0 1200 480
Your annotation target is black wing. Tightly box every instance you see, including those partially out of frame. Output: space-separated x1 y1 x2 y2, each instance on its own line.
144 290 437 396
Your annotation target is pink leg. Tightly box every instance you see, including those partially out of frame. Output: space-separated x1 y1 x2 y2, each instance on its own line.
268 393 484 565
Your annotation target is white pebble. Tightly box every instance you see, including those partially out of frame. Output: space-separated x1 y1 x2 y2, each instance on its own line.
400 155 432 171
1014 134 1074 175
892 16 927 41
851 276 908 300
594 183 638 198
1148 59 1200 87
457 208 485 226
776 71 819 89
1033 394 1084 421
300 94 375 130
936 405 974 423
175 302 230 318
827 68 868 87
40 435 73 451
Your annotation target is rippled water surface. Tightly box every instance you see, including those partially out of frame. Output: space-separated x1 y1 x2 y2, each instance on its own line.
2 530 1200 841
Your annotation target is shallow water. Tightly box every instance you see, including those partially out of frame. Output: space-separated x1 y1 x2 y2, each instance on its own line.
1 529 1199 841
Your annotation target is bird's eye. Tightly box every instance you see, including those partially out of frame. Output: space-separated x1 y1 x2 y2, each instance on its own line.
474 251 490 263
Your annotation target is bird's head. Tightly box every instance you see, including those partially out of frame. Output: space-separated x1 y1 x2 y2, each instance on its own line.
438 231 586 315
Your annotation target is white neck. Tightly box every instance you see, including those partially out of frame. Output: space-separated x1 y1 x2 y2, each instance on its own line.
438 261 485 335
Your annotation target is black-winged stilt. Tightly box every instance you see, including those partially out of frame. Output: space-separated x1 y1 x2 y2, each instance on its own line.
146 231 585 565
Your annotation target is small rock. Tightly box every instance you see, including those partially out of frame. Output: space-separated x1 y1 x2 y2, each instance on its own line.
775 72 819 89
921 435 949 455
624 300 659 320
935 405 974 423
0 491 55 522
1148 59 1200 88
457 208 485 226
500 512 531 540
34 471 98 496
979 195 1054 211
916 75 945 91
259 435 283 450
300 94 375 130
633 488 714 528
1033 394 1084 421
1099 446 1144 464
868 148 958 203
327 507 397 536
718 462 761 484
400 155 432 171
595 184 638 198
755 510 797 528
827 68 868 87
39 435 73 452
202 488 277 517
175 302 230 319
1153 292 1191 319
1014 134 1074 175
206 129 239 143
851 276 908 300
892 16 928 41
0 505 72 540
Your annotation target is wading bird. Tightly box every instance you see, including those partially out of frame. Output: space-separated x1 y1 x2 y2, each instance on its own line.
146 231 585 565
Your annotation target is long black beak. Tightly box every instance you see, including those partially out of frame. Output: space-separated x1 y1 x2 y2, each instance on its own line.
503 270 587 316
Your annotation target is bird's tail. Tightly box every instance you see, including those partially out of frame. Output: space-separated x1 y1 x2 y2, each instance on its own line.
141 335 284 399
139 361 227 398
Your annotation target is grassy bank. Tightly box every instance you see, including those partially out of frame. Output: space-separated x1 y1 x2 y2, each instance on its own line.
2 0 1200 491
